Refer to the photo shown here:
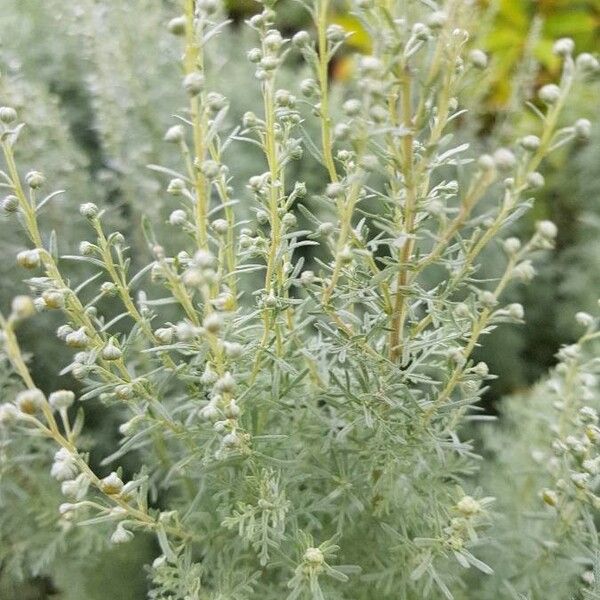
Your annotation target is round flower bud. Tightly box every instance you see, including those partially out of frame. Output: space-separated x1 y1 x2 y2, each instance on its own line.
0 403 19 426
359 56 382 74
0 106 17 124
169 209 187 226
576 53 600 72
477 154 495 171
222 431 240 448
326 182 345 199
512 260 536 281
456 495 481 517
427 11 447 29
25 171 45 189
292 30 311 47
542 489 558 507
57 324 74 340
203 313 222 334
102 339 122 361
42 289 65 309
507 303 524 320
79 241 95 256
479 290 497 307
300 270 315 286
282 212 297 229
536 220 557 239
167 178 186 195
224 342 243 359
576 312 594 328
2 194 18 213
520 135 541 152
574 118 592 141
49 390 75 410
493 148 516 171
215 372 236 394
11 295 36 320
326 24 345 43
318 222 334 236
164 125 185 143
468 49 488 70
16 388 45 414
247 48 262 63
210 218 228 235
200 160 220 179
260 56 279 71
207 92 227 112
16 249 40 269
553 38 574 57
527 172 545 189
342 98 361 117
79 202 98 219
264 30 283 51
111 523 134 544
300 78 317 97
538 84 561 105
183 72 205 96
100 281 117 295
167 16 186 36
154 327 173 344
412 23 430 41
503 237 521 255
66 327 89 349
472 362 489 377
304 547 324 565
100 472 124 495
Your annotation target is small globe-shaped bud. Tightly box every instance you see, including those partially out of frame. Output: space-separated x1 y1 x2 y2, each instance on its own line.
169 209 187 226
0 403 19 426
247 48 262 64
100 472 124 495
576 53 600 72
479 290 497 307
222 431 240 448
427 10 447 29
11 295 36 319
292 30 311 47
80 202 99 219
412 23 430 41
203 313 222 334
456 495 481 517
300 78 317 97
164 124 185 143
2 194 18 213
49 390 75 410
200 160 220 179
66 327 89 349
224 342 243 359
359 56 382 74
326 24 345 43
79 241 95 256
183 72 205 96
326 182 345 199
211 218 228 235
16 388 45 414
477 154 495 171
224 400 240 419
154 327 173 344
111 523 134 544
553 37 574 57
215 372 236 393
542 489 558 507
201 363 218 385
16 249 40 269
304 547 324 565
334 123 350 140
472 361 489 377
300 270 315 286
42 289 65 309
536 220 557 239
468 49 488 70
512 260 536 281
167 16 186 36
100 281 117 295
0 106 17 123
538 84 561 105
275 89 294 107
57 324 74 340
503 237 521 254
260 56 279 72
167 178 186 195
342 99 361 117
576 312 594 328
493 148 516 171
206 92 227 112
282 212 297 229
318 222 334 236
264 30 283 51
25 171 45 189
102 340 122 361
527 172 545 189
339 245 353 264
520 135 541 152
574 118 592 141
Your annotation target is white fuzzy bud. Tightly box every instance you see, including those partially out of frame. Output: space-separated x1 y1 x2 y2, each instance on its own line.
11 295 36 319
111 523 134 544
100 472 124 495
164 125 185 143
16 388 45 414
49 390 75 410
183 72 205 96
553 38 574 57
468 49 488 70
0 106 17 123
538 84 561 105
493 148 516 171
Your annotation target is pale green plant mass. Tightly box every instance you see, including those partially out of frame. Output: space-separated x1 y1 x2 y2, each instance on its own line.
0 1 599 599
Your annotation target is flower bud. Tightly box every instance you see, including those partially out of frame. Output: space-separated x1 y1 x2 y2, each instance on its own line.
536 220 557 239
49 390 75 410
503 237 521 255
553 38 574 57
0 403 18 426
42 289 65 309
576 53 600 72
538 84 561 105
326 24 345 43
542 489 558 507
326 182 345 199
574 118 592 141
215 372 235 393
223 342 243 359
100 472 124 495
66 327 89 349
102 339 122 361
520 135 541 152
17 249 40 269
80 203 98 219
167 178 186 195
493 148 516 171
11 295 36 319
164 124 185 143
456 495 481 516
292 30 311 47
111 523 134 544
468 49 488 70
167 16 186 36
2 194 18 213
0 106 17 123
25 171 45 189
527 172 545 189
304 547 324 565
183 72 205 96
16 388 45 414
203 313 222 334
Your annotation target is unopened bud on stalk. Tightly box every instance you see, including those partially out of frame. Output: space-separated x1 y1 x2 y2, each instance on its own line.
0 106 17 123
11 295 36 319
25 171 45 189
16 388 45 414
167 16 186 36
49 390 75 410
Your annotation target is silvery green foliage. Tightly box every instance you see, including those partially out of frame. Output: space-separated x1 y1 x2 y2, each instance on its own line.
0 0 595 598
476 312 600 599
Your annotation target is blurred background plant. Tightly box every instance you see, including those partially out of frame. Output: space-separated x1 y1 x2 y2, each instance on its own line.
0 0 598 597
